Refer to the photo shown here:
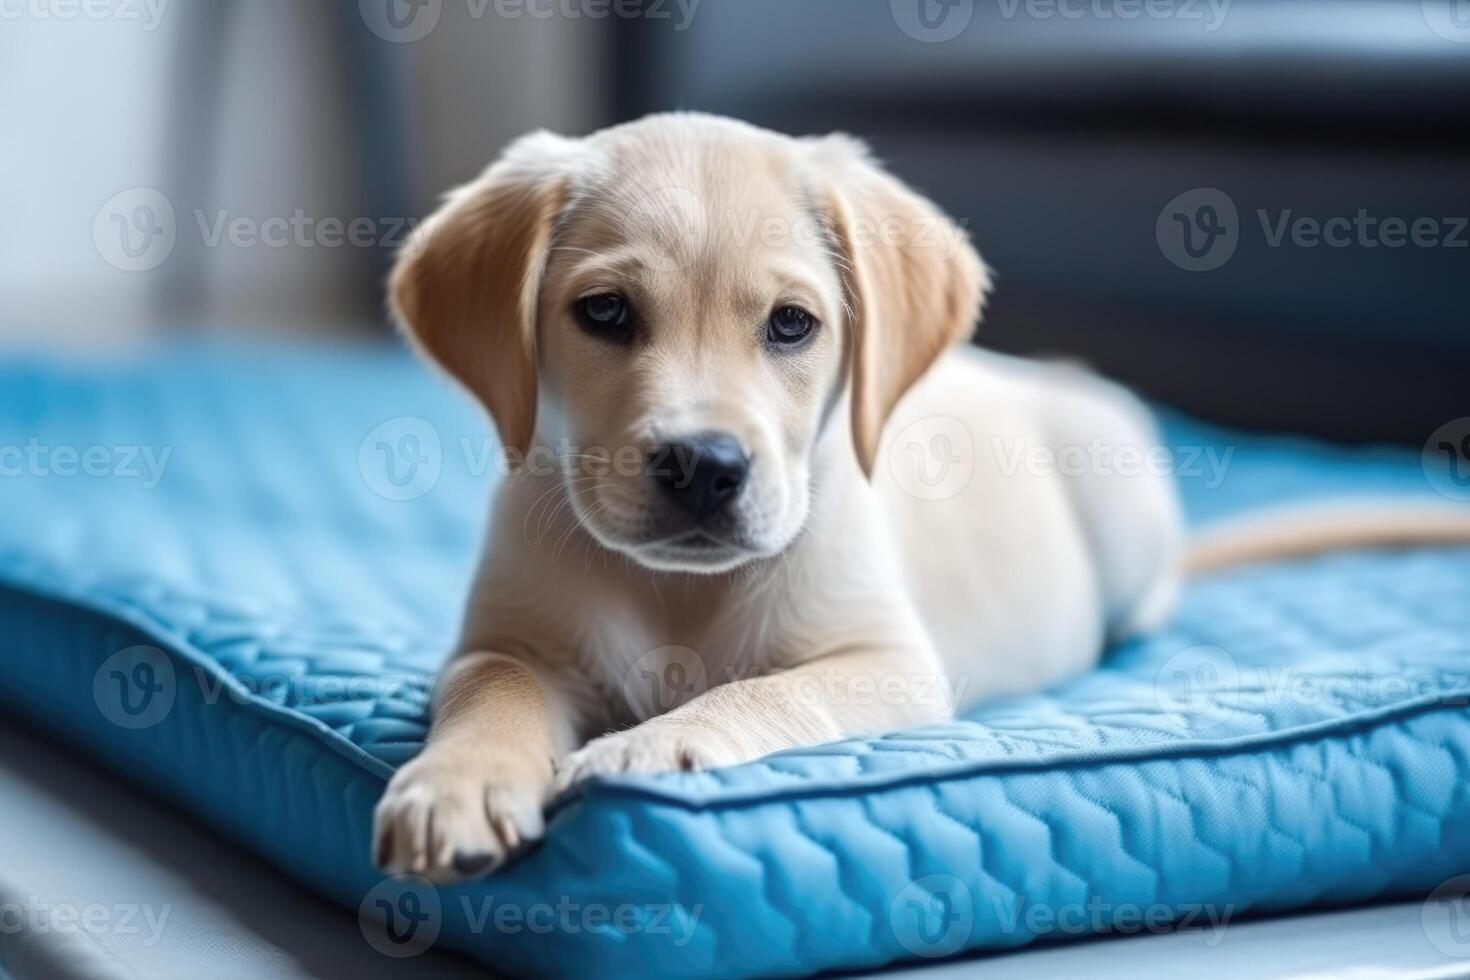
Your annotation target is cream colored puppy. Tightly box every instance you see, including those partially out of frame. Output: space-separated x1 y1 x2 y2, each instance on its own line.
372 112 1181 881
373 113 1470 882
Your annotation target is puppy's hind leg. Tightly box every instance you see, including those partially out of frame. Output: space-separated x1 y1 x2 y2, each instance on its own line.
1041 367 1187 641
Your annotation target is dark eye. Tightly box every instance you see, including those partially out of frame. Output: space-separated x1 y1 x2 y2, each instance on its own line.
767 305 816 347
575 293 632 339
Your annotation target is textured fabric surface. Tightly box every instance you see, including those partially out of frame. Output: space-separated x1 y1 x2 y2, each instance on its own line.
0 341 1465 978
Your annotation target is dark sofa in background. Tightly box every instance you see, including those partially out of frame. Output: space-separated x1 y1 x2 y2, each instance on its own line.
611 0 1470 444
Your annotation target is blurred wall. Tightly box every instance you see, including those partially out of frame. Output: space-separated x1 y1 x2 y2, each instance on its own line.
2 6 175 342
0 0 608 345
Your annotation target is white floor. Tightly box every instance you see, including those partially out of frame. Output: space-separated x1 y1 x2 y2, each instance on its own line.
0 715 1463 980
0 716 484 980
873 902 1469 980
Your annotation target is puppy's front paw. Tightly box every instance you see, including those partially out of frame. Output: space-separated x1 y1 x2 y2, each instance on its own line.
373 746 548 883
555 722 737 792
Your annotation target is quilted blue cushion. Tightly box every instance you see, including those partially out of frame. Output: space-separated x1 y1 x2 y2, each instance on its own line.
0 341 1466 978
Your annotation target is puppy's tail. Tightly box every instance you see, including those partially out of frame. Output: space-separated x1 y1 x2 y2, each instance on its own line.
1184 499 1470 576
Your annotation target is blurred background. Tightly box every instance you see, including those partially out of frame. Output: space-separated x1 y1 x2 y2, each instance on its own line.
3 0 1466 442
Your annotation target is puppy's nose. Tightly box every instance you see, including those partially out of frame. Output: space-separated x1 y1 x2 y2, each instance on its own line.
649 432 750 519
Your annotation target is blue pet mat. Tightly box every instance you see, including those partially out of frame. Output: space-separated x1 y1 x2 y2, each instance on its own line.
0 341 1466 978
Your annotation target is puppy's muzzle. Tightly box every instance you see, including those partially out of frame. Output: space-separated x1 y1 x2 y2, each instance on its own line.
648 432 750 522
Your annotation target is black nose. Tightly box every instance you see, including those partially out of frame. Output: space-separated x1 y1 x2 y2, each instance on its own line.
649 432 750 519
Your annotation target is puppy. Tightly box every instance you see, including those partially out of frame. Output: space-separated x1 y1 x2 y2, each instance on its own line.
372 112 1470 882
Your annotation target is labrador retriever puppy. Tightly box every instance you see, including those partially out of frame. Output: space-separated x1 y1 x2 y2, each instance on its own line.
374 112 1470 882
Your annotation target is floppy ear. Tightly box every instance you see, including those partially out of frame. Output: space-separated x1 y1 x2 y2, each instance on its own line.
389 131 580 456
811 136 991 477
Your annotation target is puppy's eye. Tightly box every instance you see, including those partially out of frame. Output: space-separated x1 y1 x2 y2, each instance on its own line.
575 293 632 339
767 305 816 347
